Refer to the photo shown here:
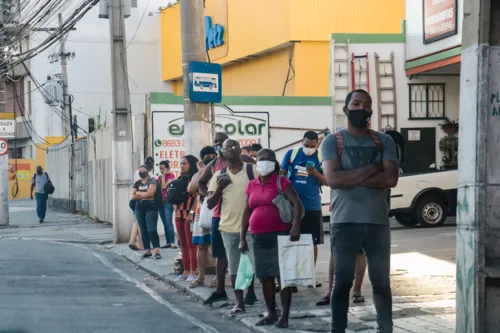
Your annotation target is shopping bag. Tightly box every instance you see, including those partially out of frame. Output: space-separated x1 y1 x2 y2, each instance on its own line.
235 253 254 290
278 234 316 288
198 199 213 229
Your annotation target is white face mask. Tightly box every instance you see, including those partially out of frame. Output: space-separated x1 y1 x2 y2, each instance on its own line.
303 147 317 156
256 161 276 176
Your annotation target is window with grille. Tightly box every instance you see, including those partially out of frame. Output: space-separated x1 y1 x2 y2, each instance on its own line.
408 84 445 119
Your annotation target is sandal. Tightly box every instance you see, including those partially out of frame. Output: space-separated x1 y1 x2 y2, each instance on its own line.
129 244 139 251
188 279 205 289
141 253 152 259
256 316 278 326
316 295 331 306
228 306 245 316
171 244 178 249
275 319 289 329
352 293 365 304
154 253 162 260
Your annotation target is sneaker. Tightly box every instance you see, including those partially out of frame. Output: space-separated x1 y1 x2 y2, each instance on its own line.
39 219 44 223
187 274 198 282
203 291 228 305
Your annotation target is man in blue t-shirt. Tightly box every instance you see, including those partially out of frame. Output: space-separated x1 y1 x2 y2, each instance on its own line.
280 131 327 275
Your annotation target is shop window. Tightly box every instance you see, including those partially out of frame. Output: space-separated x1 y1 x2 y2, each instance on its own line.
408 84 445 119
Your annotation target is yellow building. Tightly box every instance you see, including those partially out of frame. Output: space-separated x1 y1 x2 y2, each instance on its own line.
160 0 405 97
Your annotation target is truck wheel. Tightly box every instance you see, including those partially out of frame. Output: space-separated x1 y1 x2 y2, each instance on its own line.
394 213 418 227
416 194 447 228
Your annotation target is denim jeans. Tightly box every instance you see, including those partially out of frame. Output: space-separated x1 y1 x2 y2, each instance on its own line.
330 223 393 333
135 201 160 250
35 193 47 220
158 202 175 244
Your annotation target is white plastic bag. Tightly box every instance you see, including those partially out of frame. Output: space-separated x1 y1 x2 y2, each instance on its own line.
278 234 316 288
198 199 213 229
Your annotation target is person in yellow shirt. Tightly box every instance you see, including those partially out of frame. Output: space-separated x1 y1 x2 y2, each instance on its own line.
207 139 258 315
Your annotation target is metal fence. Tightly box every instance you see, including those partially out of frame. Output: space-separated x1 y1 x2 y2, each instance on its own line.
47 114 146 224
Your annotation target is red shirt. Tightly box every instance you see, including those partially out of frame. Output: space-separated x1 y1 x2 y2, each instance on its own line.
245 173 291 234
157 173 176 201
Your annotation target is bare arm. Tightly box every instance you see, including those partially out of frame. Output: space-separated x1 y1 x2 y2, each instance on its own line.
188 172 201 194
206 188 223 210
240 196 253 240
360 160 399 188
323 159 380 189
131 188 140 200
309 167 328 186
279 169 287 176
30 183 35 197
136 183 156 199
198 162 215 197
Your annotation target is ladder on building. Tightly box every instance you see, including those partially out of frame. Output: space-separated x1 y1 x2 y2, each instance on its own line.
330 41 351 131
351 53 370 93
374 52 398 130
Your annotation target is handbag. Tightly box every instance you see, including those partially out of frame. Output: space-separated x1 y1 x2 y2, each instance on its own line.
272 175 305 224
198 198 213 229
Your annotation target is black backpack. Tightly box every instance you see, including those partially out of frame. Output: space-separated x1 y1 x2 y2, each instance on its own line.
154 179 163 206
33 172 55 195
165 176 190 205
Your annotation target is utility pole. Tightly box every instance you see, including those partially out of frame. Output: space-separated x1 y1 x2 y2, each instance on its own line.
58 13 76 213
0 0 9 226
457 0 500 332
109 0 133 243
180 0 211 155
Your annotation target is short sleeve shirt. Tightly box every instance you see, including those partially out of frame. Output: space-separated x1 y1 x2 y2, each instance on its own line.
133 178 157 198
280 148 322 211
320 130 397 225
133 169 154 183
245 173 291 234
208 163 258 233
32 173 50 194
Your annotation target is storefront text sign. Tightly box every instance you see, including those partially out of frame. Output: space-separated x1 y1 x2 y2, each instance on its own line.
205 16 224 50
423 0 457 44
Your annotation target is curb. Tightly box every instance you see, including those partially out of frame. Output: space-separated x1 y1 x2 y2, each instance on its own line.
0 236 113 245
118 253 271 333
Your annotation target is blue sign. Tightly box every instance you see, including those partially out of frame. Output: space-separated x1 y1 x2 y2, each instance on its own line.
189 62 222 103
205 16 224 50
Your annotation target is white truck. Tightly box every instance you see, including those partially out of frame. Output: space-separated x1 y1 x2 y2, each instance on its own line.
389 169 458 228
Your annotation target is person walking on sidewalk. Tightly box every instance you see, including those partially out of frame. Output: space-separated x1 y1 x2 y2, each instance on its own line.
174 155 199 283
206 139 258 315
321 89 399 333
240 149 302 328
132 165 161 260
198 132 255 304
187 146 217 288
129 157 155 251
158 160 177 249
280 131 327 286
30 166 50 223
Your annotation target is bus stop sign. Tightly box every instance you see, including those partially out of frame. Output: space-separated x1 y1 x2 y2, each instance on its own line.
189 62 222 103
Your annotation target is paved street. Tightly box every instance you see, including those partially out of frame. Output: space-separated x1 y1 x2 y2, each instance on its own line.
1 200 456 333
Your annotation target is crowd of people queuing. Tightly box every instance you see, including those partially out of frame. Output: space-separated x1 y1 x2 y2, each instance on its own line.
128 89 398 333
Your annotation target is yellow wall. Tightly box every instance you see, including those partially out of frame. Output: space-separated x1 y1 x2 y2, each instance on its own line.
160 0 405 96
170 46 294 96
294 42 331 96
8 145 48 200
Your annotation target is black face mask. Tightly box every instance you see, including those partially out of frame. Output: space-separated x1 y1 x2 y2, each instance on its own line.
347 109 371 128
204 157 215 166
139 172 148 179
37 170 43 175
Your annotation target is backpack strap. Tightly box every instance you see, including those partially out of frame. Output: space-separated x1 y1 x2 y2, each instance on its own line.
289 147 301 164
220 165 227 174
245 163 255 180
334 131 344 162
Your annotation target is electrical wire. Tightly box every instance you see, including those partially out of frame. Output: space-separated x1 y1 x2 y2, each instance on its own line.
282 44 295 96
126 0 151 49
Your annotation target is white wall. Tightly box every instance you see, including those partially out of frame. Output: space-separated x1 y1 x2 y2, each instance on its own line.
405 0 463 60
29 1 173 143
332 42 460 169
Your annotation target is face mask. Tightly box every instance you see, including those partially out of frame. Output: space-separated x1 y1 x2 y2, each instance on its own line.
256 161 276 176
214 145 223 156
303 147 317 156
347 109 371 127
37 170 43 175
139 171 148 179
204 157 215 166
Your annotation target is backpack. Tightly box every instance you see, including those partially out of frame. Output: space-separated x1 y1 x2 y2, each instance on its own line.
33 172 55 195
165 176 190 205
154 179 163 206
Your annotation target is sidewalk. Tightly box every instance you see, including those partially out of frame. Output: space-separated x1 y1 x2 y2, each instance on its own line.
2 199 113 244
109 241 456 333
